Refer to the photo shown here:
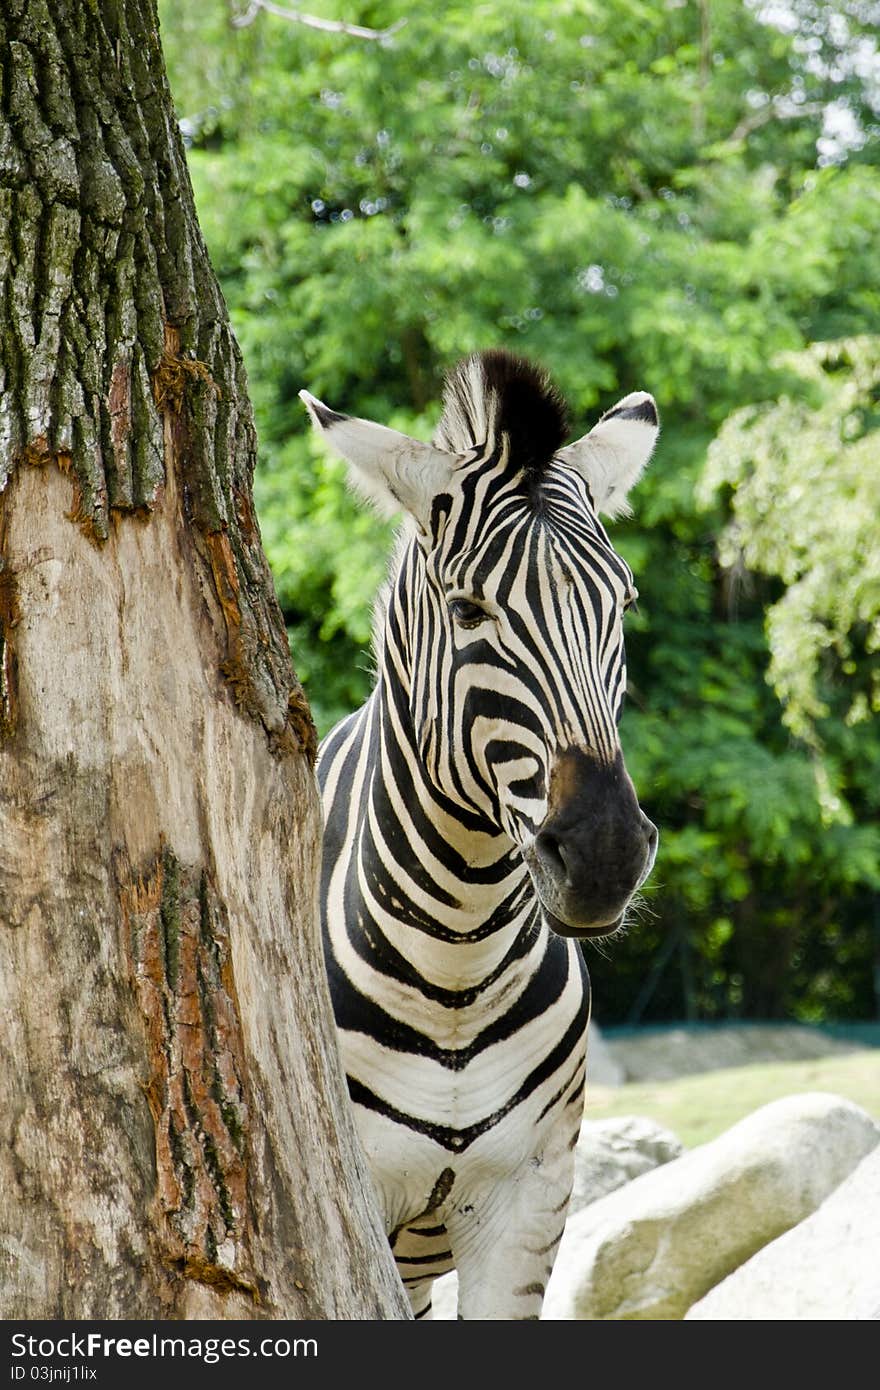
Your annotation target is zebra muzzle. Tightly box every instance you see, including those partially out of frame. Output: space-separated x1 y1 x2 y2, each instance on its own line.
524 748 658 937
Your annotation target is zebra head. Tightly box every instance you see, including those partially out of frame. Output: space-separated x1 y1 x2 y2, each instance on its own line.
301 351 659 939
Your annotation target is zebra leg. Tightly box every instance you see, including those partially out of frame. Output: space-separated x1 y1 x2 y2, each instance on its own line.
446 1142 577 1321
448 1192 570 1319
407 1281 435 1320
391 1219 456 1321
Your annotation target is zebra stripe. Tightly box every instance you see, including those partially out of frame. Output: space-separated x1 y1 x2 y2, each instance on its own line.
309 350 658 1319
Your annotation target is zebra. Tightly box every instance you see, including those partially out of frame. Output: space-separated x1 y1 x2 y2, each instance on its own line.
300 350 659 1320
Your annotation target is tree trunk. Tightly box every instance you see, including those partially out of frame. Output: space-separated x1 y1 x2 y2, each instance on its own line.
0 0 409 1320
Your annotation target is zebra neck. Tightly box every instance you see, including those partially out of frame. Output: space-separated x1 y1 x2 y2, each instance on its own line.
357 678 541 989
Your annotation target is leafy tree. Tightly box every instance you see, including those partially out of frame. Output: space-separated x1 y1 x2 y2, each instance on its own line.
158 0 880 1023
701 335 880 753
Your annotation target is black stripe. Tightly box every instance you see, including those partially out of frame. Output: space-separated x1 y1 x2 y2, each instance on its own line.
527 1224 567 1257
310 400 347 428
342 897 539 1007
347 1003 589 1151
396 1251 454 1265
601 397 658 427
537 1053 587 1123
566 1074 586 1108
333 928 571 1068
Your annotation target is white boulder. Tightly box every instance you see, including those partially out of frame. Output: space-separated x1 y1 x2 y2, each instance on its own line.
430 1270 457 1320
542 1092 880 1320
685 1143 880 1320
570 1115 683 1215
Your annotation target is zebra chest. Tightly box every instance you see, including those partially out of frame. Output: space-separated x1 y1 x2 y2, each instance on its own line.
333 927 588 1222
339 991 561 1123
344 1018 587 1244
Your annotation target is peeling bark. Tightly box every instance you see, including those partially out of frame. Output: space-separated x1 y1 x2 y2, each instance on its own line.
121 847 258 1299
0 0 408 1319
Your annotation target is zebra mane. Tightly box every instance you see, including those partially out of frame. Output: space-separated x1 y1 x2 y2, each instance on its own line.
433 349 570 476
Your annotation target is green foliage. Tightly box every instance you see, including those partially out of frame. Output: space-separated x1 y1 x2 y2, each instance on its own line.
701 335 880 757
158 0 880 1022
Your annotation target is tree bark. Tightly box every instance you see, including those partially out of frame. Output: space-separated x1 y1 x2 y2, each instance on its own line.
0 0 409 1320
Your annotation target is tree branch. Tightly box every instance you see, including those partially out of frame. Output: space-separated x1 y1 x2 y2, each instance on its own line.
729 98 824 144
230 0 406 41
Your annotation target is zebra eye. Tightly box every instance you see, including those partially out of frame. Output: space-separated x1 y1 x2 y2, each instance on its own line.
449 597 489 627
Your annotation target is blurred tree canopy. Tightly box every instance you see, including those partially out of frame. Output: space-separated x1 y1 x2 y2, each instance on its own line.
158 0 880 1024
702 335 880 755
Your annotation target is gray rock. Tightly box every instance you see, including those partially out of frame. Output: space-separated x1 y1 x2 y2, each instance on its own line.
685 1144 880 1320
604 1024 864 1083
586 1024 626 1087
570 1115 683 1215
542 1092 880 1320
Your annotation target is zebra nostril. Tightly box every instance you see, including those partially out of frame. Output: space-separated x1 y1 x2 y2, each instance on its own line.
535 830 567 884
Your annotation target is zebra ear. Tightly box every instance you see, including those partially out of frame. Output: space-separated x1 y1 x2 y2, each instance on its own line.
557 392 659 519
299 390 457 526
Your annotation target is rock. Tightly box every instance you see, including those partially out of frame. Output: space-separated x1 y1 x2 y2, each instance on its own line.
542 1092 880 1320
430 1270 458 1320
586 1024 626 1087
570 1115 683 1215
602 1023 864 1083
685 1144 880 1320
